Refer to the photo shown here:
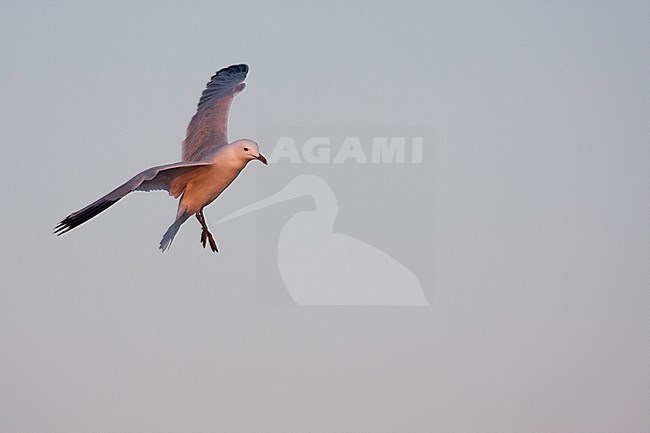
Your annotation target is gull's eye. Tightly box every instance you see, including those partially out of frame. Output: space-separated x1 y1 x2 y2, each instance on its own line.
243 147 249 152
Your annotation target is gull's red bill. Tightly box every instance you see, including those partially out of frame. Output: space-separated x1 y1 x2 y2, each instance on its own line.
256 153 268 165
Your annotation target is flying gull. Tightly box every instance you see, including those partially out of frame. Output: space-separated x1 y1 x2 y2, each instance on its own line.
54 64 267 252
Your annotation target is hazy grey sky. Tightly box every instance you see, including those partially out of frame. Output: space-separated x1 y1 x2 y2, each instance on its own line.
1 1 649 432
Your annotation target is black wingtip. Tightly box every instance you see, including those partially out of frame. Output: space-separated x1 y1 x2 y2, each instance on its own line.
208 64 249 82
54 222 66 235
53 198 120 236
196 64 250 111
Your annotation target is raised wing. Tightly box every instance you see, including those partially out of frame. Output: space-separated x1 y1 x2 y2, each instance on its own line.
54 161 210 235
182 64 249 162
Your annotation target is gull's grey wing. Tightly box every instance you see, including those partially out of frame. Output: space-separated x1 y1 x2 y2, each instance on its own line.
54 161 210 235
182 64 249 162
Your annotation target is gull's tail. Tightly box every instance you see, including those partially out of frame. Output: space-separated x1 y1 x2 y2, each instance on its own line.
159 212 190 252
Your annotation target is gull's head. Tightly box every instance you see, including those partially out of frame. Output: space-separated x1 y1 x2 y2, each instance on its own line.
232 139 268 165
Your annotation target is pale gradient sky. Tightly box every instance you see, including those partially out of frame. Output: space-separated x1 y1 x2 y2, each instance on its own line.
1 1 649 432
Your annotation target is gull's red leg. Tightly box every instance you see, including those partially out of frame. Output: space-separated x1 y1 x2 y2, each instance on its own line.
196 211 219 252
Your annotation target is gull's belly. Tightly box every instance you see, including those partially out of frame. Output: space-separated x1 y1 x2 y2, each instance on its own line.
181 163 242 213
